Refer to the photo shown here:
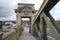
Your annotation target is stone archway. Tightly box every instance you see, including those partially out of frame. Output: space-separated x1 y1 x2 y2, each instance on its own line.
21 17 31 33
15 3 37 34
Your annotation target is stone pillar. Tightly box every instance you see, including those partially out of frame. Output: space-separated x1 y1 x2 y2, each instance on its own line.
29 26 31 33
30 17 32 33
41 17 47 40
16 12 22 35
32 22 38 38
36 21 41 32
29 18 31 33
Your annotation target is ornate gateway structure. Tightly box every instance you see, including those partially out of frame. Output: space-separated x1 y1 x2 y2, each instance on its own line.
15 3 37 33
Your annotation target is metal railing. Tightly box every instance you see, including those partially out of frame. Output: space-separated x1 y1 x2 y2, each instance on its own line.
32 0 49 25
31 0 60 40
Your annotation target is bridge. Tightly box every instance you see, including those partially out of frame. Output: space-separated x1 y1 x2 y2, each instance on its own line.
0 0 60 40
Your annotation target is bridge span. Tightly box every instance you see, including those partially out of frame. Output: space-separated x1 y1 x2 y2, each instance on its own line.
0 0 60 40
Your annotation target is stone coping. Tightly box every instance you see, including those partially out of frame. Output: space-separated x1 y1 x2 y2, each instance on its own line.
2 29 16 39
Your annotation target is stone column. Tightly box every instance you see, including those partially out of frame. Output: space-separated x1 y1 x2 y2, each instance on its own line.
29 18 31 33
16 12 22 35
41 17 47 40
30 17 33 33
32 22 38 38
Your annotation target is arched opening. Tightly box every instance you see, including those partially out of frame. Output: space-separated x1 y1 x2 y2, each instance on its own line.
21 17 31 33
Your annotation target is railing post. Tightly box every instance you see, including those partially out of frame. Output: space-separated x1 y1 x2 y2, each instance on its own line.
0 32 3 40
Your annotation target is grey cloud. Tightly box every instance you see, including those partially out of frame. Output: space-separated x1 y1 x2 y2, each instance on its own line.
0 7 14 18
0 0 16 18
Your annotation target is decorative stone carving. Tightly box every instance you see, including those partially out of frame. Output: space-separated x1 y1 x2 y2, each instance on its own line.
15 3 37 34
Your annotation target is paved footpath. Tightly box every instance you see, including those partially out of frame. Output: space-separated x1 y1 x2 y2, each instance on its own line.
18 27 37 40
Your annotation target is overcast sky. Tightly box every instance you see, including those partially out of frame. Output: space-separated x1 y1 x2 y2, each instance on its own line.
0 0 60 21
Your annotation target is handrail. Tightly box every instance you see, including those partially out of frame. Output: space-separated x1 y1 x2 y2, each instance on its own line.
32 0 49 25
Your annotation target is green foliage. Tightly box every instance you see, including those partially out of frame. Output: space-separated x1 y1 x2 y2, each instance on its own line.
7 24 10 26
0 21 2 29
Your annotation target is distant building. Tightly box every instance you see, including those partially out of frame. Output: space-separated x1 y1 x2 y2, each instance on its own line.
56 20 60 25
5 22 13 25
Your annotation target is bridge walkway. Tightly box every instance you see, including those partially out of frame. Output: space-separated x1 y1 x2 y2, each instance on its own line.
18 27 37 40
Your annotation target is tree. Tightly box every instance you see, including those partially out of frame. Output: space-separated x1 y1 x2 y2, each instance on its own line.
0 21 2 29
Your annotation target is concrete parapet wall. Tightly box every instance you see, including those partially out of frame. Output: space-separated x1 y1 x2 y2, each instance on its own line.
2 29 20 40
